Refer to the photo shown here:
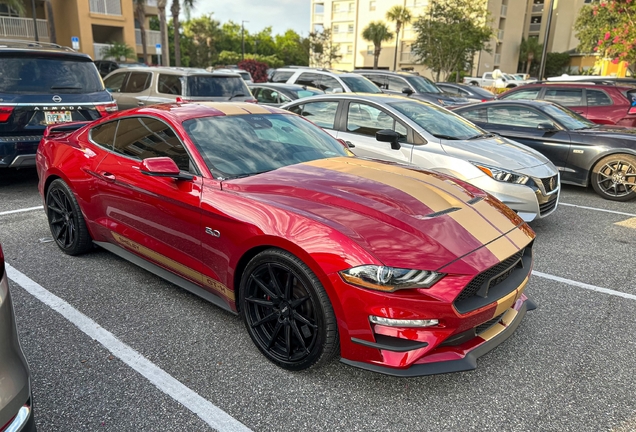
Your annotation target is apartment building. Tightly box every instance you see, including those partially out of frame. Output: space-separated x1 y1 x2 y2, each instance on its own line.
311 0 592 76
0 0 161 63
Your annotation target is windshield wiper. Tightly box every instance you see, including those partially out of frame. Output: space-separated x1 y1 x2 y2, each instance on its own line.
468 133 495 140
50 86 83 90
432 133 461 140
222 169 275 180
228 93 246 100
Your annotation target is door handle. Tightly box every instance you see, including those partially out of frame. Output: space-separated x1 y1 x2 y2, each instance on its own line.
345 141 355 148
100 171 116 183
137 101 145 106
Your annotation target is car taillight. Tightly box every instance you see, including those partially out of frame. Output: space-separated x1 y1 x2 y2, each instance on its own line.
628 106 636 115
0 106 13 122
96 102 118 117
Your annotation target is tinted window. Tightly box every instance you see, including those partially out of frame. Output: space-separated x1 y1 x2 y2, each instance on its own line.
586 89 612 106
186 76 249 97
340 76 382 93
296 73 322 88
288 104 304 115
361 74 387 89
539 104 595 130
288 87 324 99
321 76 344 93
255 88 279 104
184 114 348 178
0 56 104 94
122 72 151 93
460 107 488 123
543 88 583 106
104 72 128 93
501 88 540 100
347 103 406 137
301 101 339 128
114 117 190 171
90 121 117 149
405 76 441 94
387 76 409 92
158 74 183 95
486 106 552 128
271 71 294 83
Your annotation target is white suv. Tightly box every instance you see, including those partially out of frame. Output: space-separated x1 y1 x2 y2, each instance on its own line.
270 68 382 94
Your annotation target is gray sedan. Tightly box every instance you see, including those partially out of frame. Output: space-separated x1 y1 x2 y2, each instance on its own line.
282 94 560 221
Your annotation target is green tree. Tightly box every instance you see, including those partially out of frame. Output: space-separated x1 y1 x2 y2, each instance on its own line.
251 27 276 56
309 29 341 68
133 0 148 63
386 5 413 71
275 30 309 65
171 0 195 66
101 41 136 61
519 37 543 75
182 14 221 67
362 21 394 69
544 52 572 78
411 0 494 81
4 0 24 14
217 21 244 53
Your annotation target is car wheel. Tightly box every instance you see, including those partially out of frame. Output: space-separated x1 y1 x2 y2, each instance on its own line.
46 179 93 255
239 249 339 370
591 154 636 201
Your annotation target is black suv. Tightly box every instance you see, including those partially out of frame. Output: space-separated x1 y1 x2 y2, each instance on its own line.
0 40 116 169
354 70 468 107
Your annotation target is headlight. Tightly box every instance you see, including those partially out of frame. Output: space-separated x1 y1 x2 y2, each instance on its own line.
340 265 445 292
472 162 529 185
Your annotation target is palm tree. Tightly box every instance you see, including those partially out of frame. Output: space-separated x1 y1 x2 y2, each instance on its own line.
4 0 24 14
157 0 169 65
519 37 543 75
386 5 412 71
133 0 148 63
171 0 195 67
43 0 56 44
101 41 136 61
362 21 393 70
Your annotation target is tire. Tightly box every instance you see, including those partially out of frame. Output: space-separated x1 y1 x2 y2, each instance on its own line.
590 154 636 201
469 81 479 86
239 248 339 371
46 179 93 255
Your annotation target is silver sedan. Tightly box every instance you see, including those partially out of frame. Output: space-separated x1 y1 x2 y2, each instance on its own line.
281 94 559 221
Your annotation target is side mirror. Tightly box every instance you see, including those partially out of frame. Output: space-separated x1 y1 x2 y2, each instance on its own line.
402 87 414 96
376 129 402 150
140 157 193 181
537 122 557 131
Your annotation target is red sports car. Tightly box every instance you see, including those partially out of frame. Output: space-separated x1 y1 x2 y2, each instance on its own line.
36 102 536 376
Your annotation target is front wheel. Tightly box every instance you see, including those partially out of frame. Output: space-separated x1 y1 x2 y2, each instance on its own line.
590 154 636 201
46 179 93 255
239 249 339 371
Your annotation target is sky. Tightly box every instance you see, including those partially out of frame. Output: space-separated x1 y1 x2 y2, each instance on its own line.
193 0 312 37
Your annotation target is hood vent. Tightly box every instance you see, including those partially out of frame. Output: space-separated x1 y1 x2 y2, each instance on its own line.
467 196 484 205
414 207 461 220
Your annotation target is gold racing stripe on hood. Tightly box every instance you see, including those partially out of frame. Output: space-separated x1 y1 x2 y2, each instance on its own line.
506 225 535 249
195 102 271 115
484 232 523 262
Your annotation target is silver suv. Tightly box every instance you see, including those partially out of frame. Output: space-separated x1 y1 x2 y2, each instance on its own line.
270 68 382 94
103 67 256 110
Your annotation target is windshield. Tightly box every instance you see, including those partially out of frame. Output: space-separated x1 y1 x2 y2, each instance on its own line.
186 76 250 97
405 76 442 94
0 56 104 94
238 71 252 80
340 76 382 93
184 114 349 178
539 104 596 130
468 86 495 98
389 100 485 140
290 88 324 98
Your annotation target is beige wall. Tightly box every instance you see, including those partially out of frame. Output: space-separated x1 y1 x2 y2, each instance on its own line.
523 0 587 53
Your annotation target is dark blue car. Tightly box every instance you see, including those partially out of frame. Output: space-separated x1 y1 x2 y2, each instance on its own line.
0 40 117 169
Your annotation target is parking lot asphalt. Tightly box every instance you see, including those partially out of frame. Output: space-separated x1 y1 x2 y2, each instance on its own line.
1 169 636 432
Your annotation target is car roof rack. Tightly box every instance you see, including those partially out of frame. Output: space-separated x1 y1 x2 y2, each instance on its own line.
0 38 75 52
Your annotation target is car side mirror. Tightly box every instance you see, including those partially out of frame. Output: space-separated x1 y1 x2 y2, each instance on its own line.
537 122 557 131
140 157 193 181
376 129 402 150
402 87 414 96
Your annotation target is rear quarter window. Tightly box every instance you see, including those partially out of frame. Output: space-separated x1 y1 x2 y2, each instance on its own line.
586 89 612 106
186 76 249 97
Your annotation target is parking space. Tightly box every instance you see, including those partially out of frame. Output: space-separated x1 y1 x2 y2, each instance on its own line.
1 170 636 431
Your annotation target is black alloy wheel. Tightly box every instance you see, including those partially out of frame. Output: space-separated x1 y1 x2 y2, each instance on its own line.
240 249 339 370
591 154 636 201
46 179 93 255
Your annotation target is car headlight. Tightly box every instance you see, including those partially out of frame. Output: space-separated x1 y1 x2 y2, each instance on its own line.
340 265 445 292
472 162 529 185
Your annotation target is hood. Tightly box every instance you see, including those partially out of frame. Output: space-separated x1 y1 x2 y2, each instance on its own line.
223 157 528 270
440 135 552 171
573 125 636 144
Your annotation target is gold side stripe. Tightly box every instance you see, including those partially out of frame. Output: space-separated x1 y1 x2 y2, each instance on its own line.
506 226 534 249
111 232 234 301
493 274 529 317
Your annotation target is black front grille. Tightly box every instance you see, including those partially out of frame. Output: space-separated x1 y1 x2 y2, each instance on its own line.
539 196 558 216
540 175 558 193
455 250 524 304
475 313 505 334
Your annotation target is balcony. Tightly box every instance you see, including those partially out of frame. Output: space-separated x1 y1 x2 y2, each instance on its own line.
494 53 501 65
146 0 157 6
135 29 162 46
529 22 541 32
532 3 544 13
0 17 49 40
313 13 324 22
500 4 507 17
400 52 417 64
94 42 113 60
89 0 122 16
332 31 353 42
332 11 354 21
498 29 504 40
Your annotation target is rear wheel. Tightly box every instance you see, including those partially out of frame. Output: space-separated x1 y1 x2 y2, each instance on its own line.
239 249 339 371
46 179 93 255
591 154 636 201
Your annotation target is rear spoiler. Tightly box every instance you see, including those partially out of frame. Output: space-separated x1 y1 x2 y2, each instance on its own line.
43 121 92 138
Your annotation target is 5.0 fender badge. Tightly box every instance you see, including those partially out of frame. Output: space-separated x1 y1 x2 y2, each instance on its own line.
205 227 221 237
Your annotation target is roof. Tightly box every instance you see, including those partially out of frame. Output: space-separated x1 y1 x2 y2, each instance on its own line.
247 82 319 91
453 99 561 110
0 38 89 58
512 81 633 90
353 70 419 78
108 66 241 76
283 93 415 105
120 102 289 122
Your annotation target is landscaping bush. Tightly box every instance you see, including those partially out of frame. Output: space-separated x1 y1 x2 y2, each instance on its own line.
238 59 269 83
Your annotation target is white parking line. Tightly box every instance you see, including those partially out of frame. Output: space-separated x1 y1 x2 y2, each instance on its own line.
534 271 636 301
0 206 43 216
559 202 636 218
6 263 252 432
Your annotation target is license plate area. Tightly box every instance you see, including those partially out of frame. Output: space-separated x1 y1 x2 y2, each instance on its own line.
45 111 73 125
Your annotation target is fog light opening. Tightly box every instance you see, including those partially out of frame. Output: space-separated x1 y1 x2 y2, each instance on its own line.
369 316 439 327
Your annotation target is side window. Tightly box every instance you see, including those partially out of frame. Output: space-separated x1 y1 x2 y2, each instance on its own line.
114 117 191 171
104 72 128 93
387 76 408 92
250 87 261 98
347 103 402 137
301 101 339 128
586 89 612 106
256 88 279 104
279 93 292 103
321 76 344 93
296 73 321 88
362 74 387 89
460 108 488 123
543 88 583 106
484 73 493 80
288 103 303 115
122 72 151 93
501 88 540 100
158 74 183 95
271 71 293 83
90 121 117 149
487 106 552 128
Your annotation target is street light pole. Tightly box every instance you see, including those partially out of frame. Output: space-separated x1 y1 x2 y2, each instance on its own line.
241 20 249 62
31 0 39 42
538 0 555 79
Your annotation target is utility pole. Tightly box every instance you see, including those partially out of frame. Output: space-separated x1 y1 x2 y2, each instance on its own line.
31 0 39 42
241 20 249 61
538 0 555 79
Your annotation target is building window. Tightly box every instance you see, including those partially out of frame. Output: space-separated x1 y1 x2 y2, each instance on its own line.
367 45 374 55
333 3 340 12
531 16 542 24
349 2 355 12
0 4 20 16
348 24 354 33
347 45 353 54
313 24 324 32
370 0 376 11
333 24 340 33
314 3 325 13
